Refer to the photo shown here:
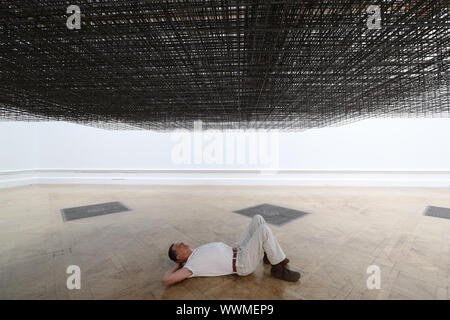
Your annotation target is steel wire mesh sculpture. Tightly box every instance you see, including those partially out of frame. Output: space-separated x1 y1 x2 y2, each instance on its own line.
0 0 448 130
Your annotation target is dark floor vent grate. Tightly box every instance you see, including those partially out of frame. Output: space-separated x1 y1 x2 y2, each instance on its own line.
234 203 309 226
423 206 450 220
61 201 130 221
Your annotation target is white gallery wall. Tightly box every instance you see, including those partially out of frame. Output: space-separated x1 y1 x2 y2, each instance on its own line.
0 122 38 188
0 122 38 170
1 118 450 188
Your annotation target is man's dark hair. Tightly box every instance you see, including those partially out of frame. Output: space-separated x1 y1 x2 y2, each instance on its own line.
168 243 177 262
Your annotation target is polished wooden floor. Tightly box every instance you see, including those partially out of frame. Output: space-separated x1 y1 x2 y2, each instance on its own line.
0 184 449 300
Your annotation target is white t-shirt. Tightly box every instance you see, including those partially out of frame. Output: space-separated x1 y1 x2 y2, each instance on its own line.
183 242 234 278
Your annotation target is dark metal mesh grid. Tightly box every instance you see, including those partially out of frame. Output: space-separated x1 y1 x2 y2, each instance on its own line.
1 0 449 130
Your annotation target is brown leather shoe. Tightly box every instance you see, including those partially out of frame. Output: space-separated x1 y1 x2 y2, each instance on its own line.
263 252 289 265
270 261 300 282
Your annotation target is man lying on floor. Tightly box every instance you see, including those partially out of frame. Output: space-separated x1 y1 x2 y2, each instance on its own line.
162 214 300 285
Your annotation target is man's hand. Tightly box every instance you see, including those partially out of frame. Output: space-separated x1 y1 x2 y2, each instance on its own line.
162 262 192 286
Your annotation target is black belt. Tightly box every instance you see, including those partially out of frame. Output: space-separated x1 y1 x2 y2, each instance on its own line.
232 248 237 273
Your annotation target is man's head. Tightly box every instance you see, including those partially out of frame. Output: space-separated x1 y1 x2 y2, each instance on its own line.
168 242 191 263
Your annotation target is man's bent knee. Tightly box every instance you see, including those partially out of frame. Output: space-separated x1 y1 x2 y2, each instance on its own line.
252 214 266 225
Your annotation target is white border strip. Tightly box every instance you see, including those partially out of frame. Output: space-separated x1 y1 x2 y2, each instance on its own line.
1 169 450 189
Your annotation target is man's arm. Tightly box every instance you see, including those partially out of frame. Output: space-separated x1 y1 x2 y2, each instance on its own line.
162 263 193 286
